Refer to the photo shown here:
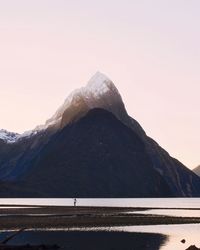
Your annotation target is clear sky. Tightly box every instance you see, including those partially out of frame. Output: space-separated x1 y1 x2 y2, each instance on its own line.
0 0 199 169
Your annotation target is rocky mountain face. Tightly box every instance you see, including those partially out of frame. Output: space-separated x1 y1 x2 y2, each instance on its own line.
0 72 200 197
194 166 200 177
8 108 172 197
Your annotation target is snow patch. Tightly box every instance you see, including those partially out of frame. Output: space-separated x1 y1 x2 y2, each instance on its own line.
0 129 40 144
38 71 124 130
0 130 19 143
1 71 124 143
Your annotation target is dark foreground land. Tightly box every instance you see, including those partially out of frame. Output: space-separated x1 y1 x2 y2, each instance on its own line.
0 205 200 230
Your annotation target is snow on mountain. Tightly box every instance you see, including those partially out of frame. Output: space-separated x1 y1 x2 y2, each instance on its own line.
1 72 126 143
0 129 40 144
38 71 127 130
0 130 19 143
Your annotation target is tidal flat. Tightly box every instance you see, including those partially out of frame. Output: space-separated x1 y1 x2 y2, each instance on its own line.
0 205 200 230
0 202 200 250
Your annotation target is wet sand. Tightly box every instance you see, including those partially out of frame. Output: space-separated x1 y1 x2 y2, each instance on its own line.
0 205 200 230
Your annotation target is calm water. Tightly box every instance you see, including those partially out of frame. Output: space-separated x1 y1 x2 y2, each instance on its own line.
0 198 200 208
0 230 165 250
113 224 200 250
0 198 199 250
68 224 200 250
0 225 199 250
128 208 200 217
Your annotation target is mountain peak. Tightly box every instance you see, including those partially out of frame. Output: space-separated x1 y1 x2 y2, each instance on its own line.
87 71 112 88
1 72 126 143
88 71 110 82
86 71 120 98
40 72 126 130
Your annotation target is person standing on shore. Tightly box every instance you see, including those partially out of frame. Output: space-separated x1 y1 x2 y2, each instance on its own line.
74 198 77 207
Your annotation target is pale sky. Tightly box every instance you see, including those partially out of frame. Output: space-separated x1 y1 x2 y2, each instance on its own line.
0 0 199 169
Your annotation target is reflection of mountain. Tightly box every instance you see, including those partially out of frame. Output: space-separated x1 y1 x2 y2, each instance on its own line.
0 231 166 250
0 72 200 197
194 166 200 177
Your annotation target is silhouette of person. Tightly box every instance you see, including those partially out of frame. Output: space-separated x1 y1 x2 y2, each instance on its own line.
74 198 77 207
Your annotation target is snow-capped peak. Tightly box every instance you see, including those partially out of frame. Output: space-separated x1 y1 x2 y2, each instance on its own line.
87 71 112 92
39 71 126 130
1 72 127 143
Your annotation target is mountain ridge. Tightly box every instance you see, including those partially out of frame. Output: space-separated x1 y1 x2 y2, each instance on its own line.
194 165 200 177
0 108 173 197
0 72 200 197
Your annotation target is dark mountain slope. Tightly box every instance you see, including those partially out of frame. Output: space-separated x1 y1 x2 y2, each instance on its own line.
142 136 200 197
3 109 172 197
0 72 200 197
0 130 54 181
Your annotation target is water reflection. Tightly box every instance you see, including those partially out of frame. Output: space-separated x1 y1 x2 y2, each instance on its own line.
0 231 166 250
0 224 199 249
0 198 199 250
0 198 200 208
128 209 200 217
105 224 200 250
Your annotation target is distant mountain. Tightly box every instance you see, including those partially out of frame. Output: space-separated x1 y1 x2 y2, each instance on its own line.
193 166 200 177
0 72 200 197
0 130 18 143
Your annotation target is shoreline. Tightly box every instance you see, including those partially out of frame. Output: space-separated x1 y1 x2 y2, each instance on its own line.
0 205 200 230
1 204 200 209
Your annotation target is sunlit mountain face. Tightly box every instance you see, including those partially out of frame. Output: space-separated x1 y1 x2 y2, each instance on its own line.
194 166 200 177
0 72 128 143
0 72 200 197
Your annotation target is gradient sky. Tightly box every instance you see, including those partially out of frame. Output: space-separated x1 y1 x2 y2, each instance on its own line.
0 0 199 169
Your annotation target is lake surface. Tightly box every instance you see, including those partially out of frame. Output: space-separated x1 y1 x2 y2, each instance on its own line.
112 224 200 250
0 198 199 250
0 225 199 250
127 208 200 217
0 230 165 250
0 198 200 208
68 224 200 250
